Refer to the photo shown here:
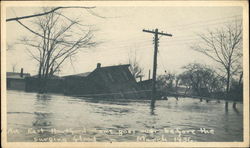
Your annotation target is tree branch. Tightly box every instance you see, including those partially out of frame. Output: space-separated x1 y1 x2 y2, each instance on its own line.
6 6 96 22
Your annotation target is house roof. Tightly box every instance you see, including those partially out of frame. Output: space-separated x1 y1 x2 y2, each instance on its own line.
31 74 61 79
7 72 31 79
89 64 135 83
63 64 130 78
138 79 153 84
98 64 130 69
90 64 131 76
62 72 91 78
75 72 91 77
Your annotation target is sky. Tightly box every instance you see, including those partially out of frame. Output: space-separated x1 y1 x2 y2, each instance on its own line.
6 6 242 79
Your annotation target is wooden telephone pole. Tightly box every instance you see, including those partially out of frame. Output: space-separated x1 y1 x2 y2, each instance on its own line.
143 28 172 105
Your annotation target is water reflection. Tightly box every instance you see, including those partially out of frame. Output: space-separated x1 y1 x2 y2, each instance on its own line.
35 94 52 105
232 103 240 115
7 91 243 142
233 107 240 115
33 94 52 128
150 100 156 115
225 102 229 113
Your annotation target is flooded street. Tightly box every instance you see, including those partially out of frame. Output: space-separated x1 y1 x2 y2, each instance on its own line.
7 90 243 142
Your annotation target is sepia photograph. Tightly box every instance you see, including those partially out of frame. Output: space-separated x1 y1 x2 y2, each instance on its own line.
1 1 249 147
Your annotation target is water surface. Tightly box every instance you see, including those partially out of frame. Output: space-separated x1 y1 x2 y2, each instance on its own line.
7 90 243 142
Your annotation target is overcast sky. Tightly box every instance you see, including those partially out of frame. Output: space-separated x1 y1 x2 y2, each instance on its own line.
6 6 242 79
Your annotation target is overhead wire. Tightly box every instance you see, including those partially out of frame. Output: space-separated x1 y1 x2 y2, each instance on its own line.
168 14 242 29
95 15 242 45
98 18 242 49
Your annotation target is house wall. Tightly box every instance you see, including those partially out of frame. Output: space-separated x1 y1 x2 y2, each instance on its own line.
64 77 92 95
138 80 153 98
7 78 26 91
25 77 64 93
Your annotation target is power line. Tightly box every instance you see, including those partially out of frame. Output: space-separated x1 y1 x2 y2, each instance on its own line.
94 41 193 54
100 37 200 50
96 15 242 44
100 19 242 47
101 35 201 48
171 18 242 31
168 14 242 29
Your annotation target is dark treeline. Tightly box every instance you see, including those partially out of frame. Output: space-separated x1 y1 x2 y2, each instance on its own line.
156 63 243 102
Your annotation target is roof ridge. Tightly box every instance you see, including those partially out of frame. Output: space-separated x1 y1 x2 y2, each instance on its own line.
62 71 92 77
99 64 130 69
62 64 130 77
7 72 30 74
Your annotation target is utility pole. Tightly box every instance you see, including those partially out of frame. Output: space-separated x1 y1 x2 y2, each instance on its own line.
143 28 172 106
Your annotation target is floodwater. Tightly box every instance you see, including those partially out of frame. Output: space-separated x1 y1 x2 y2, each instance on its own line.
7 90 243 142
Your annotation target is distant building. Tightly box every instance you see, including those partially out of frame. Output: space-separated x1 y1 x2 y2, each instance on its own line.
63 63 146 99
7 68 30 91
25 74 63 93
62 72 91 95
138 79 153 90
137 79 153 97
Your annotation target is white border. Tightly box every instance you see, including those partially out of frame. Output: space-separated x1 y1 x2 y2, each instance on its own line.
1 1 249 147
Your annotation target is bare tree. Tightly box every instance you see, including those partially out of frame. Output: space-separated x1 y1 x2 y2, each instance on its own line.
6 6 95 22
191 21 242 95
18 8 97 92
179 63 224 96
157 71 176 90
128 50 144 81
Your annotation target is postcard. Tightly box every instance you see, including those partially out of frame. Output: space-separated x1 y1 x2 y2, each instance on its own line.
1 1 249 147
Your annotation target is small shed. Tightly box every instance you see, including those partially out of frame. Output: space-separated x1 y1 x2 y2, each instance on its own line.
7 68 30 91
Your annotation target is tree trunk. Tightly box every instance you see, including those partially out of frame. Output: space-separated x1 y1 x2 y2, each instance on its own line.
226 67 231 95
238 71 243 86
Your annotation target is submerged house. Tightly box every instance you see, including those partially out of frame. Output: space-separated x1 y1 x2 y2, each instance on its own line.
63 63 146 99
137 79 153 97
7 68 31 91
25 74 63 93
138 79 153 91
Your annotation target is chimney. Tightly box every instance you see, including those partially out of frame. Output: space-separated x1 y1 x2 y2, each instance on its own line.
20 68 24 78
139 76 142 82
97 63 101 68
148 69 151 80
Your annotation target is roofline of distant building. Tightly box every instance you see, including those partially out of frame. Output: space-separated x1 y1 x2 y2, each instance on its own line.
62 64 130 77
